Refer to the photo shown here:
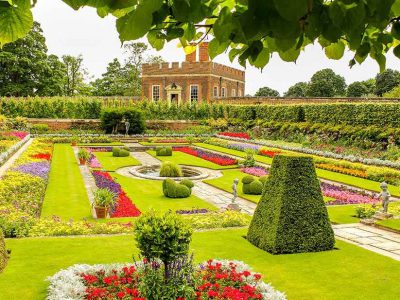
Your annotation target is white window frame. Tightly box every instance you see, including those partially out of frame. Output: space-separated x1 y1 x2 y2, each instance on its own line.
232 89 236 97
221 87 226 98
190 84 199 103
213 86 219 98
152 85 160 102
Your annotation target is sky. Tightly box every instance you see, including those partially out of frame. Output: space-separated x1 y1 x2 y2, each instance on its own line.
33 0 400 95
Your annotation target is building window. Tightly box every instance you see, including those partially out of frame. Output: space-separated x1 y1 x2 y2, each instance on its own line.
221 87 226 98
152 85 160 102
232 89 236 97
238 89 242 97
190 85 199 102
213 86 219 98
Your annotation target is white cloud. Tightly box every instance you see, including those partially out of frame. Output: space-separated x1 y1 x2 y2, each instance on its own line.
33 0 399 95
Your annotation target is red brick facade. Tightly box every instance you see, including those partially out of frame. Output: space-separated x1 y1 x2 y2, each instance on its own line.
141 43 245 104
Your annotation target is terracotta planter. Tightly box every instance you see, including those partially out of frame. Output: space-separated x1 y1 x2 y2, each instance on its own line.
79 158 86 165
71 141 77 146
95 206 108 219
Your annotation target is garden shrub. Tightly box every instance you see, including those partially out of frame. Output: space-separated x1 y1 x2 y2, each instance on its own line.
355 205 377 219
0 229 8 273
247 155 335 254
160 161 182 177
259 176 268 185
134 211 193 276
100 107 145 134
112 147 121 157
180 179 194 189
162 179 192 198
30 123 49 134
118 149 129 157
241 175 263 195
156 146 172 156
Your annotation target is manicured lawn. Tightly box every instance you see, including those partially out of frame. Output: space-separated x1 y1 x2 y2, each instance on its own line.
196 143 400 196
376 219 400 231
204 169 261 203
1 229 400 299
94 152 140 171
77 142 123 146
111 173 217 213
327 205 360 224
147 150 236 170
41 144 91 220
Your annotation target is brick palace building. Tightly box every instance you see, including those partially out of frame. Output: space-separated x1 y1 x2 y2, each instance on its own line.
141 42 245 104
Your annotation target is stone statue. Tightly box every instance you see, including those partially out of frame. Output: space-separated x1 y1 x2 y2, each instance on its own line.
378 182 391 213
232 178 239 203
124 120 130 136
227 178 240 211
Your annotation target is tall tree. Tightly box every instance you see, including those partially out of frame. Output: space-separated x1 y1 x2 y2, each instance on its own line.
3 1 400 71
255 87 280 97
306 69 346 97
375 69 400 96
284 82 308 97
62 55 89 96
0 22 66 96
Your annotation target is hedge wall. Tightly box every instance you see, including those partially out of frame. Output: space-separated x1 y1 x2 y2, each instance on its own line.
247 155 334 254
303 103 400 127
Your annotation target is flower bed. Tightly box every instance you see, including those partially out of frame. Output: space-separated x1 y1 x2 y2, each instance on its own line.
258 148 282 158
150 138 189 143
218 132 251 140
321 182 379 205
316 163 368 178
174 147 237 166
241 166 269 177
0 131 30 166
88 153 102 169
92 171 141 218
176 208 209 214
47 260 286 300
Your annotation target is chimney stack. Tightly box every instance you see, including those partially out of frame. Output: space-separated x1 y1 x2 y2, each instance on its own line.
185 46 197 62
199 42 209 62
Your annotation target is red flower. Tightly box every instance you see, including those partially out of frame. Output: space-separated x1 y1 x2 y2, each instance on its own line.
30 152 52 161
219 132 251 140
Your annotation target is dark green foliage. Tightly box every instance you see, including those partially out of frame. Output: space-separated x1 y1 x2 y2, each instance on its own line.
30 124 49 134
0 229 8 273
160 162 182 177
375 69 400 96
156 146 172 156
346 81 369 97
242 176 263 195
247 155 335 254
162 179 192 198
259 176 268 185
119 149 130 157
100 107 145 134
255 86 280 97
306 69 347 97
284 82 308 97
134 210 193 268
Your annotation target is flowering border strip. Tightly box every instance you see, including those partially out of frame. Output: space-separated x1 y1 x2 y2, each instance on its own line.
216 135 400 170
0 133 30 167
174 146 238 166
46 260 286 300
219 132 251 140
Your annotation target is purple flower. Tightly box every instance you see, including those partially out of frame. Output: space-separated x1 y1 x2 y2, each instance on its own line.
176 208 208 214
241 166 268 177
14 161 50 179
321 182 379 205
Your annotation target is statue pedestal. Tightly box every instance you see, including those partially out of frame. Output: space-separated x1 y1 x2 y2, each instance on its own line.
227 203 241 212
373 211 393 220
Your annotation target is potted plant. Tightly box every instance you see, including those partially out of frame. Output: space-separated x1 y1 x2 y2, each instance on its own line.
71 136 79 146
93 188 116 218
77 148 90 165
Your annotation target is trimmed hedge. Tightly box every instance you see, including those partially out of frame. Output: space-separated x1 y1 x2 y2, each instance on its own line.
160 161 182 177
247 155 334 254
0 229 8 273
100 107 145 134
241 175 263 195
156 146 172 156
112 147 130 157
162 179 193 198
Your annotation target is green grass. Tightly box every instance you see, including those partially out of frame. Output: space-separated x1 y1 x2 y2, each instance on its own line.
327 205 360 224
94 152 140 171
111 173 217 213
204 169 261 203
1 229 400 299
147 150 236 170
41 144 91 220
196 143 400 197
375 219 400 231
77 142 123 146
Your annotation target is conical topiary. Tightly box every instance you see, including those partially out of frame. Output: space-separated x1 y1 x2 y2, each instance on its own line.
0 229 8 273
247 155 334 254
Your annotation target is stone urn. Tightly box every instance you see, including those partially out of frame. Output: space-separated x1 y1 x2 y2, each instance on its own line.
95 206 108 219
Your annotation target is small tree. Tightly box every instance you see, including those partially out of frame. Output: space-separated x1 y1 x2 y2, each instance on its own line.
284 82 308 97
247 155 334 254
306 68 346 97
134 211 193 278
375 69 400 96
255 86 280 97
346 81 368 97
